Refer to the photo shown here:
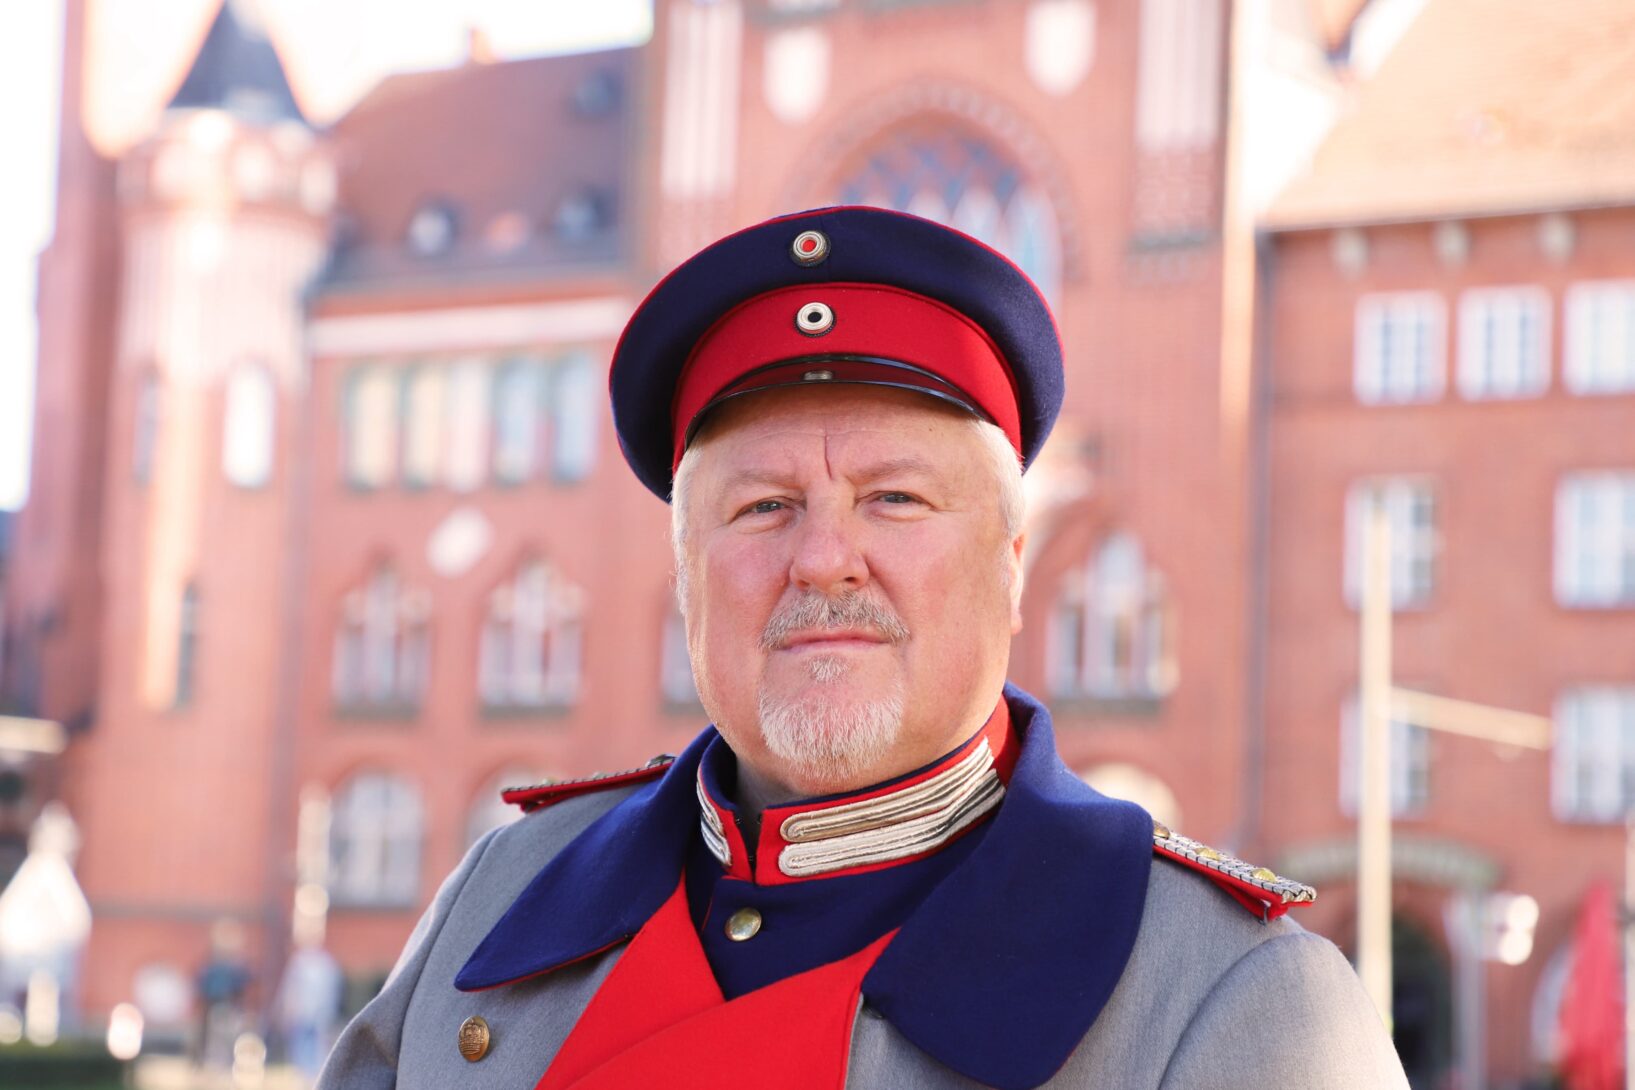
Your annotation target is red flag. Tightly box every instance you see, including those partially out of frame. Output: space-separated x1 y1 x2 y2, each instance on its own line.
1560 881 1624 1090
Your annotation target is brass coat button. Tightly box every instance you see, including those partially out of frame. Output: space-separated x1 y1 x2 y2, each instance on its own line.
458 1015 491 1062
725 907 763 942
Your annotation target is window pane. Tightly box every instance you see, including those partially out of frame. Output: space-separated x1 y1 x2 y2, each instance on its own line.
1340 694 1429 817
1554 688 1635 822
1050 534 1174 701
831 124 1063 304
223 364 276 488
1345 478 1436 609
329 773 422 906
1459 288 1549 400
1556 473 1635 607
402 365 446 487
551 357 598 484
492 361 543 484
1356 294 1444 404
345 366 399 488
481 560 583 709
1566 282 1635 394
445 361 491 492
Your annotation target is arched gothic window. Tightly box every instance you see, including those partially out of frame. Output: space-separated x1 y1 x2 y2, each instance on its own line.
328 771 422 907
832 124 1063 303
479 559 584 710
1049 533 1176 702
332 565 431 713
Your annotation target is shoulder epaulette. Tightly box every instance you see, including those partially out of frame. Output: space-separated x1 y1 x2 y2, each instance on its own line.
502 755 676 814
1151 821 1316 922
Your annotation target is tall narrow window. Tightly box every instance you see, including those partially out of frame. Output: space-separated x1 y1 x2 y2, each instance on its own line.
175 582 199 708
1565 281 1635 394
479 559 585 710
1458 287 1550 400
1555 472 1635 607
134 371 161 485
493 360 545 485
1339 692 1430 817
1356 293 1446 404
1344 478 1439 609
445 360 491 492
328 771 422 907
1135 0 1225 151
1552 687 1635 822
1049 533 1176 703
344 365 399 488
402 364 447 488
223 362 277 488
550 356 598 484
332 565 431 713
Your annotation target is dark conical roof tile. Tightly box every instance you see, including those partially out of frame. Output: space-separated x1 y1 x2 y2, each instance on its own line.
167 0 304 124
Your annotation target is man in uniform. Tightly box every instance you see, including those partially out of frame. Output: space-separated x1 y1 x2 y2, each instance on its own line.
318 207 1409 1089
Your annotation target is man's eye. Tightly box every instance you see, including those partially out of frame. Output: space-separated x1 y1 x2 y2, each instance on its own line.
748 500 785 515
878 492 917 504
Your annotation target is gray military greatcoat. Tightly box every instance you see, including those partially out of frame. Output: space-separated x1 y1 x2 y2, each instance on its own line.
320 778 1408 1089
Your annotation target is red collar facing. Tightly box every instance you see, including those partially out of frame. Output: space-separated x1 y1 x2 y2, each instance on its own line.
698 700 1018 886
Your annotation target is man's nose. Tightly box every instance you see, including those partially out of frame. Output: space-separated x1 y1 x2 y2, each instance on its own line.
788 501 868 596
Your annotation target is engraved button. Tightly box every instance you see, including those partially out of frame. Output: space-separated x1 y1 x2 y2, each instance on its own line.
1252 867 1277 881
1152 822 1171 840
725 907 763 942
458 1015 491 1062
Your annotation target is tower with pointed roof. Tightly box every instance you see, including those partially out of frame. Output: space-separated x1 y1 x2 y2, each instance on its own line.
62 0 334 1017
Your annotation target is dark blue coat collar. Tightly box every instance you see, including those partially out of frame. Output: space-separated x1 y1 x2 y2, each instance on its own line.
454 685 1153 1090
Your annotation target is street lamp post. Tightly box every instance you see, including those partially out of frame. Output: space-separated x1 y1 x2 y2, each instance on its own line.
1358 491 1394 1025
1354 487 1553 1073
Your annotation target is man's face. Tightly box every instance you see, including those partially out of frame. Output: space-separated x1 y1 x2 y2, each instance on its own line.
678 384 1024 800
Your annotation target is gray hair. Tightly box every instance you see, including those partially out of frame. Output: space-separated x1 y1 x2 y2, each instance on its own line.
670 415 1025 606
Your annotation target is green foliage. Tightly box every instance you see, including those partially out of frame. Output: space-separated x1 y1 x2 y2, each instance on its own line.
0 1040 128 1089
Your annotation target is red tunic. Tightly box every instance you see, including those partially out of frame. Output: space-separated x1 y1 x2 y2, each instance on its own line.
535 878 893 1090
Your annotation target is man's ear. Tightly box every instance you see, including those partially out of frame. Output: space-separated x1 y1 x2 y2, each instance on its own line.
1008 533 1026 635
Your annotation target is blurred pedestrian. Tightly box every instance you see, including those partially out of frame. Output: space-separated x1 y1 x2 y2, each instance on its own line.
276 927 342 1081
194 918 251 1072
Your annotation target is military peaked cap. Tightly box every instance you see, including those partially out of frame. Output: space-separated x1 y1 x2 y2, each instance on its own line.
609 205 1065 500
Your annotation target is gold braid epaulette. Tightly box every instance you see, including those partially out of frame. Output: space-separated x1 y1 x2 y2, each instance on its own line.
1151 821 1316 920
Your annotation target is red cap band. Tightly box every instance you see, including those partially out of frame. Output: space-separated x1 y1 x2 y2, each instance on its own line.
669 283 1023 470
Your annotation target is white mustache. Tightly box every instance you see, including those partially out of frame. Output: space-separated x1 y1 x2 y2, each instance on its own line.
760 590 911 651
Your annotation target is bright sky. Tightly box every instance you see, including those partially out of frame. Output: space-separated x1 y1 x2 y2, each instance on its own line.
0 0 653 511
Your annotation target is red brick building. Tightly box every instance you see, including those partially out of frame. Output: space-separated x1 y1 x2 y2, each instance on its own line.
1261 0 1635 1084
4 0 1627 1084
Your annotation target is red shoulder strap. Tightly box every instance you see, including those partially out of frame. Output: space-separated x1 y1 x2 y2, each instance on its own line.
502 756 676 814
1150 823 1316 922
